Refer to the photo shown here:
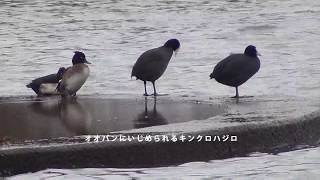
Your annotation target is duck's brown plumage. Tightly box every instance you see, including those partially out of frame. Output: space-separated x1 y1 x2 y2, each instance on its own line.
59 64 90 95
57 51 91 96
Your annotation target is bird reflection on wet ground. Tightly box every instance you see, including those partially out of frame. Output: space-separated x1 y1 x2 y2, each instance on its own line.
134 97 167 129
59 98 93 135
0 96 226 145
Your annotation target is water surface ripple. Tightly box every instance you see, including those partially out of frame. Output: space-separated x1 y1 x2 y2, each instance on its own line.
1 0 320 179
0 0 319 98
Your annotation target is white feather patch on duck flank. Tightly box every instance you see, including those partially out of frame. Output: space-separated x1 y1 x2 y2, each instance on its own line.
39 83 61 95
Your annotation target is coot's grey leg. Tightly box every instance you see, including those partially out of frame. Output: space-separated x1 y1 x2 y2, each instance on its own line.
152 81 158 96
232 86 239 98
143 81 148 96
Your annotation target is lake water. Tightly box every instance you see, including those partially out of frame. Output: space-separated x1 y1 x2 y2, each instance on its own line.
1 0 320 98
1 0 320 179
9 146 320 179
